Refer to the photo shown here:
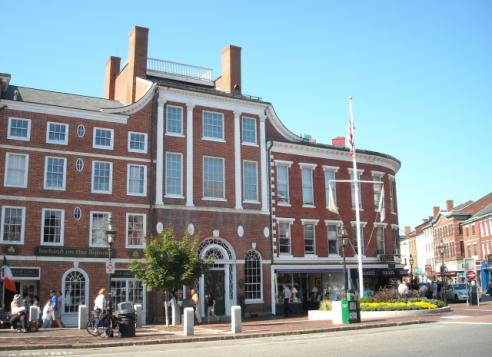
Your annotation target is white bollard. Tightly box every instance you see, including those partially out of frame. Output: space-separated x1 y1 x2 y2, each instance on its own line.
29 305 39 322
134 304 143 327
172 304 181 326
231 305 242 333
183 307 194 336
78 305 88 329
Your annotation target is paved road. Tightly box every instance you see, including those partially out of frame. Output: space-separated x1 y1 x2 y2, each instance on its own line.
3 321 490 357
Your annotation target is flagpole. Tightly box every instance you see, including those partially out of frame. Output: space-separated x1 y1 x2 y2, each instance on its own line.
1 265 4 308
348 96 364 299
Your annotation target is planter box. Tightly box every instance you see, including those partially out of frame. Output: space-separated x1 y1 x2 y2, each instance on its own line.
308 310 332 321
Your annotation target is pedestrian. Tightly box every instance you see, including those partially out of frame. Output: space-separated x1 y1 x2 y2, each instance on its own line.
432 281 438 299
9 294 27 332
55 290 64 327
206 293 217 322
42 299 54 328
168 290 177 325
283 285 291 317
94 288 107 329
191 288 202 324
397 280 408 297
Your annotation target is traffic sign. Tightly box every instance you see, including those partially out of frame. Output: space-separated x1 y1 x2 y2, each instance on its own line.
106 261 116 274
466 270 476 280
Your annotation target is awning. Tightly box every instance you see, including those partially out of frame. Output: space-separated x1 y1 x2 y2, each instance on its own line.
275 269 344 274
351 268 406 277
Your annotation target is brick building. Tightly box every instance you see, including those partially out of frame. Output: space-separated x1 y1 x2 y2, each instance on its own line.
0 26 402 325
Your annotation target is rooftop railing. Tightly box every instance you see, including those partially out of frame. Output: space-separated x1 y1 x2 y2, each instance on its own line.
147 58 213 84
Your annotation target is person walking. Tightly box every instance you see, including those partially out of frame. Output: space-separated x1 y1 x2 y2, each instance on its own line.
190 288 202 324
42 298 54 328
94 288 107 329
283 285 291 317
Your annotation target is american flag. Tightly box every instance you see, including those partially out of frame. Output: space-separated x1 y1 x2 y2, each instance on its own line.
347 98 355 158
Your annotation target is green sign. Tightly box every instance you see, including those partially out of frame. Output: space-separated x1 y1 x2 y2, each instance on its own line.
3 245 20 255
11 268 40 279
35 246 116 258
112 270 136 278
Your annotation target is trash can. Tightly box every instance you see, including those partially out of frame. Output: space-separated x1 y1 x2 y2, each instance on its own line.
341 300 361 324
117 302 136 337
470 286 479 306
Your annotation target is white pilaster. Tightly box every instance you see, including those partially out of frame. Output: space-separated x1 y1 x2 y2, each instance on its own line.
155 97 165 205
234 111 242 209
260 116 268 212
186 103 195 207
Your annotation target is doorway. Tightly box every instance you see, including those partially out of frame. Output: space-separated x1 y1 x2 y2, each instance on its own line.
204 269 225 316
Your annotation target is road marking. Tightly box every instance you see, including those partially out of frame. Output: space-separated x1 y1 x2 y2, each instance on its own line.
439 321 492 325
440 315 469 319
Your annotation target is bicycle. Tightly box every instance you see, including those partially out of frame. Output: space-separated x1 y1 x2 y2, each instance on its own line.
86 310 119 337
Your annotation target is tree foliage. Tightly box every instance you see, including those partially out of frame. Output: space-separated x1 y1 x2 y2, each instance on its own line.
130 228 210 291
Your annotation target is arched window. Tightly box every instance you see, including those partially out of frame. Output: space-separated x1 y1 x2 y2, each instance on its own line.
244 250 262 301
63 270 87 313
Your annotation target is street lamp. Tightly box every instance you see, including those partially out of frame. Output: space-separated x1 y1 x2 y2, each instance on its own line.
105 215 116 311
409 254 414 286
437 239 447 303
337 223 350 299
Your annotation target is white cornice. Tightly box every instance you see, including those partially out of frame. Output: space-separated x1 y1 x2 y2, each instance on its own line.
0 99 129 123
100 80 157 115
265 105 302 142
271 141 400 173
0 195 150 209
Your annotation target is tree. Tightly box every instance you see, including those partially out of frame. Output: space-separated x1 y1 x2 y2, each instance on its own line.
130 228 210 292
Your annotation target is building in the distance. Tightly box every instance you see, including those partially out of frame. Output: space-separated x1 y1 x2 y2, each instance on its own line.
0 26 402 325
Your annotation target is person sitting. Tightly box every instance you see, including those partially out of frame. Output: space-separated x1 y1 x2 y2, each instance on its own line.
9 294 27 332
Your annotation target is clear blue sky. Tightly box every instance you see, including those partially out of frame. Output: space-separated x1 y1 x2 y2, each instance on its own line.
2 1 491 230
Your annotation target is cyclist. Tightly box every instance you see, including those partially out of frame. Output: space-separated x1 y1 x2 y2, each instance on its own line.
93 288 107 331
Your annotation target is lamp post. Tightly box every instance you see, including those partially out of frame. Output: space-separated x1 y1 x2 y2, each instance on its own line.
437 239 446 303
105 215 116 312
409 254 414 286
338 223 350 299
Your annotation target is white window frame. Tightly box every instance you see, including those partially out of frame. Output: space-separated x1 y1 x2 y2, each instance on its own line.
166 105 184 137
325 220 342 256
126 213 146 249
301 219 319 256
202 156 225 201
127 131 148 153
202 110 225 142
40 208 65 246
277 218 295 256
91 161 113 194
7 117 31 141
44 156 67 191
274 160 293 206
1 206 26 245
165 152 183 198
46 122 69 145
372 171 384 212
300 163 316 207
4 152 29 188
389 175 397 214
244 250 264 304
241 117 257 145
243 160 259 203
93 127 114 150
375 223 388 255
323 166 339 210
351 221 368 257
127 164 147 197
349 168 364 211
89 211 110 248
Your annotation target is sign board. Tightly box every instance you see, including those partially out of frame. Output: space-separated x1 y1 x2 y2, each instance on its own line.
466 270 476 280
464 258 476 271
106 261 116 274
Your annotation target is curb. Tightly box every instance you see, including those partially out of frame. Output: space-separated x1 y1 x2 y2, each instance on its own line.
0 319 436 351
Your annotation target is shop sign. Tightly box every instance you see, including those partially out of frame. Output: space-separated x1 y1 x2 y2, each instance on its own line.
2 245 20 255
380 269 396 276
379 254 395 263
35 246 117 258
127 249 144 259
363 270 377 276
112 270 136 279
11 268 40 279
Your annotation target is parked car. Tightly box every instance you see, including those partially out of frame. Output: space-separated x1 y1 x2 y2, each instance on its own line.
445 283 468 302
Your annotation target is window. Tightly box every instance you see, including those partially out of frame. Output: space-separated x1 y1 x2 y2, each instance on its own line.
41 209 64 245
467 244 471 257
327 223 339 255
324 167 338 209
128 132 147 153
472 225 476 236
92 161 112 193
303 224 315 254
242 117 257 144
46 122 69 145
4 153 28 188
350 169 363 210
75 158 84 172
278 220 293 255
373 173 384 210
203 156 225 199
473 243 478 256
392 229 399 255
245 251 262 301
126 213 146 248
301 166 315 206
389 176 397 213
202 111 224 140
165 153 182 197
44 157 67 190
73 207 82 221
351 224 365 256
76 124 85 138
63 270 87 313
166 106 183 135
1 206 25 244
277 165 290 204
111 279 144 310
90 212 110 246
93 127 114 150
243 161 258 202
127 164 146 196
7 117 31 141
376 226 385 254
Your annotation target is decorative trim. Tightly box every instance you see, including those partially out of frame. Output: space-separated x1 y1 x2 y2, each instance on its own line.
153 204 269 215
301 218 320 225
100 80 157 115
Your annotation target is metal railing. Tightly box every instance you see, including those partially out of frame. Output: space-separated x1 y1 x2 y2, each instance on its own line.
147 58 213 83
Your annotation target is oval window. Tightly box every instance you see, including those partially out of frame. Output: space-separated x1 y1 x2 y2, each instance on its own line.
76 124 86 138
73 207 82 221
75 158 84 172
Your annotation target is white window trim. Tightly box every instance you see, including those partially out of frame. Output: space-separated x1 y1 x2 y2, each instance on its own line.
348 168 364 211
0 206 26 245
202 156 225 200
7 117 31 141
244 250 264 304
40 208 65 246
166 105 184 137
164 152 183 198
325 219 342 256
301 220 318 256
46 122 69 145
202 110 225 142
276 163 291 205
4 152 29 188
125 212 147 249
91 160 113 194
350 221 368 257
301 219 320 225
241 116 257 145
43 156 67 191
243 160 259 203
324 166 339 210
127 131 148 153
300 164 315 207
389 175 397 215
273 159 293 167
89 211 110 248
93 127 114 150
277 218 295 256
127 163 147 197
